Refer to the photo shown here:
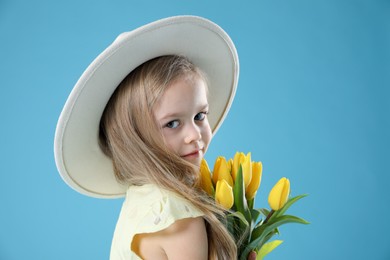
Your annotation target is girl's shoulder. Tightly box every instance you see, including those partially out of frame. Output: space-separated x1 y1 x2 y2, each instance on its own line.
123 184 204 232
110 184 204 259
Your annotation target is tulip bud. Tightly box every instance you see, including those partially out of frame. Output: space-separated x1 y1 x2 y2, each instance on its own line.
232 152 244 181
215 179 234 209
199 159 214 196
241 152 252 189
232 152 252 188
246 161 262 200
212 156 233 186
268 177 290 211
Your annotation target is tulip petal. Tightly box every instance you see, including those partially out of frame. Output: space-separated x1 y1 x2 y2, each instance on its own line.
218 164 233 187
212 156 233 186
212 157 221 185
199 159 214 196
280 178 290 207
215 180 234 209
246 161 262 200
242 152 252 189
232 152 245 181
227 158 233 174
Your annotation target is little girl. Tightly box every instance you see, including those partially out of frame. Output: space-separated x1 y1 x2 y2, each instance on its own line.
55 16 243 259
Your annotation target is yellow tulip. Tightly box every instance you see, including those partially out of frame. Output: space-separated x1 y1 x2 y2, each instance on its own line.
215 179 234 209
231 152 243 180
227 158 233 173
242 152 252 189
212 156 233 186
212 157 222 184
246 161 263 200
268 177 290 210
199 159 214 196
232 152 252 188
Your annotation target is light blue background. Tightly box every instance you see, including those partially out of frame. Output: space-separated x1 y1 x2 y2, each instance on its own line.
1 0 389 259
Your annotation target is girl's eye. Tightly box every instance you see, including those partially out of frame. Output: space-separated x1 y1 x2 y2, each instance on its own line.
165 120 180 129
194 112 207 121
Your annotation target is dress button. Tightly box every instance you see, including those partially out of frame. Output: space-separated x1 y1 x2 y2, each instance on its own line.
154 216 161 225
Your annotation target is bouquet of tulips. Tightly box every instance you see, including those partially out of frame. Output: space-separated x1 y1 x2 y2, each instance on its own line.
199 152 309 260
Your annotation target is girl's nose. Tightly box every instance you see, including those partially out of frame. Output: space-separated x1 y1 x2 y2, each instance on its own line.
184 123 202 144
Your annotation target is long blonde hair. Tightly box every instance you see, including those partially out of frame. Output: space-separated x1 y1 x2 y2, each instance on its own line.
99 55 237 259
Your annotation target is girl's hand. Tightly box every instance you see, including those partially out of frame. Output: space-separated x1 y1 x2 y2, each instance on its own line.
247 251 257 260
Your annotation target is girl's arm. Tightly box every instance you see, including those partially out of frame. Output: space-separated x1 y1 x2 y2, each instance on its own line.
132 217 208 259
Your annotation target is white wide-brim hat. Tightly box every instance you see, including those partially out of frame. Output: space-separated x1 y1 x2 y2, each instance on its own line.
54 15 239 198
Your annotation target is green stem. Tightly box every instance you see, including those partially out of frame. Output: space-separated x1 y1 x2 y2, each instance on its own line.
248 198 254 209
264 210 275 224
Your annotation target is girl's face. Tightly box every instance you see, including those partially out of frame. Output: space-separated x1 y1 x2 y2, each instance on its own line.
154 76 212 166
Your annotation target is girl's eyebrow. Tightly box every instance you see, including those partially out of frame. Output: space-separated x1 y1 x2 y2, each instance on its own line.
159 104 209 121
159 112 182 121
199 103 209 111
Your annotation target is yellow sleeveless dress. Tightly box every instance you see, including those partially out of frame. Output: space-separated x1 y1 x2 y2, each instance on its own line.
110 184 204 259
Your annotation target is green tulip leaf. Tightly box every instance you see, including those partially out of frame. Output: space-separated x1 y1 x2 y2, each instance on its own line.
233 165 251 221
240 214 308 260
228 211 249 227
274 214 310 225
264 215 309 234
250 208 262 226
256 240 283 260
226 215 235 237
250 222 267 242
274 194 308 218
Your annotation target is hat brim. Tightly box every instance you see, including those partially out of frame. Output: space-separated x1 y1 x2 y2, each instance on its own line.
54 15 239 198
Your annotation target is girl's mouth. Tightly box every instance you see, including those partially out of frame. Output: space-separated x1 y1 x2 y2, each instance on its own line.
182 150 201 158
